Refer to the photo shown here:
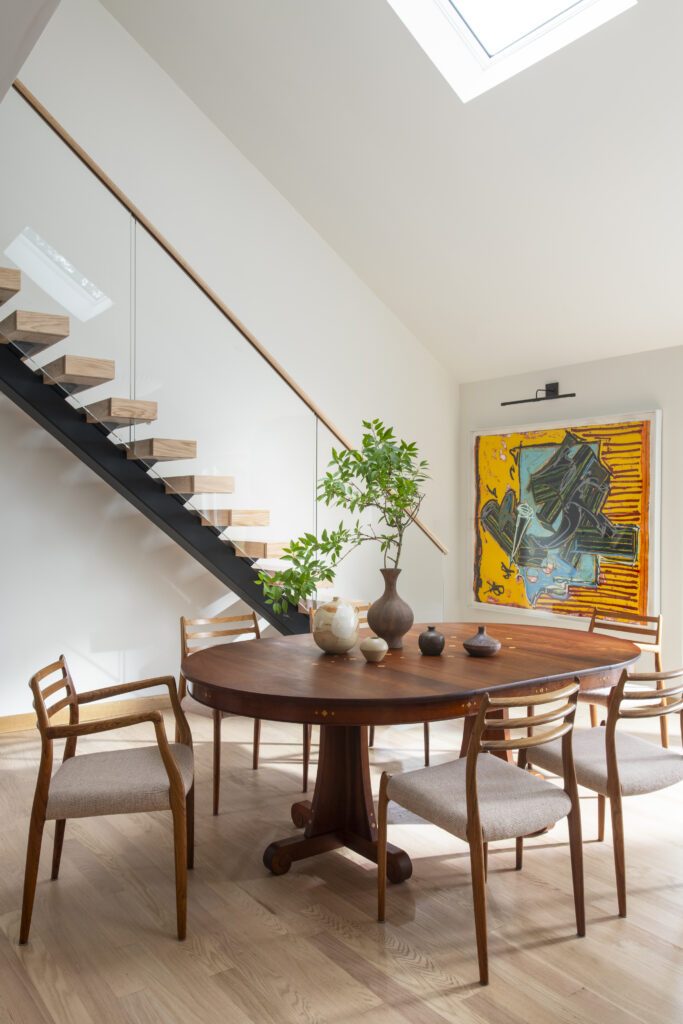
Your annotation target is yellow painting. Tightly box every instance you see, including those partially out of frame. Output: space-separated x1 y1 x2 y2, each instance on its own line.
473 418 655 617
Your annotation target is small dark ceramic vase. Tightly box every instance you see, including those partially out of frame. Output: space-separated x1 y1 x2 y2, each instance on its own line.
418 626 445 656
463 625 501 658
367 568 414 650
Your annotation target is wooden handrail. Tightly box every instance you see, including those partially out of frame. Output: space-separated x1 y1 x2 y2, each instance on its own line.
11 79 447 555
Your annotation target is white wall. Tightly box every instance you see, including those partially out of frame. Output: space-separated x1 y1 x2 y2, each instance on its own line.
0 0 456 715
458 346 683 668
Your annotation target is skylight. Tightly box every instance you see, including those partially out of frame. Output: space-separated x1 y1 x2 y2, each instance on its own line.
385 0 637 102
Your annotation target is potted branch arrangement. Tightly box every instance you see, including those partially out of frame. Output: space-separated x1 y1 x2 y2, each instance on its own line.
254 419 429 649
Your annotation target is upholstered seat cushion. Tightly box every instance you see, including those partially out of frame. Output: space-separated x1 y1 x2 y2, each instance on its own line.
46 743 194 820
528 729 683 797
386 753 572 843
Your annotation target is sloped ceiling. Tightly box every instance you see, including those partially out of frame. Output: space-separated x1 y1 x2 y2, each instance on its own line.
100 0 683 382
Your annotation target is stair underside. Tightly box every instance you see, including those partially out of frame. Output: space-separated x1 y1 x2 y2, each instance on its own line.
86 397 158 429
164 475 235 495
0 268 21 307
0 341 309 634
41 355 116 394
0 310 69 357
126 438 197 462
199 509 270 528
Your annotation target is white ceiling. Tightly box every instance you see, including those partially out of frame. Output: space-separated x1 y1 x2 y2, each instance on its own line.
100 0 683 382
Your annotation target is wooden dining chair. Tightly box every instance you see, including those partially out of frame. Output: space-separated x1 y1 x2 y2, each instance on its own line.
578 609 667 746
180 612 311 805
377 682 584 985
180 613 259 813
21 656 194 944
526 666 683 917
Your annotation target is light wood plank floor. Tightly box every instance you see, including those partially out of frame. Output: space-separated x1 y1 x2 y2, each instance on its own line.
0 707 681 1023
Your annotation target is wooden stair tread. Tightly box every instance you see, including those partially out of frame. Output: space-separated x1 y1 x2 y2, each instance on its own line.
0 310 69 356
0 268 21 307
86 397 158 427
41 355 115 394
198 509 270 528
234 541 287 559
126 438 197 462
164 476 235 495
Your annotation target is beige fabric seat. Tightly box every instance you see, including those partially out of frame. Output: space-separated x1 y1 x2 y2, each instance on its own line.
528 729 683 798
46 743 195 819
387 753 572 843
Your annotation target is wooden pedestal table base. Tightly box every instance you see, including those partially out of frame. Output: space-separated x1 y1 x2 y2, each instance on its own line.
263 724 412 883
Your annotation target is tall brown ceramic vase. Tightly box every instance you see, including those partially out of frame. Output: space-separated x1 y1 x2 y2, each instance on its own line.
367 568 414 650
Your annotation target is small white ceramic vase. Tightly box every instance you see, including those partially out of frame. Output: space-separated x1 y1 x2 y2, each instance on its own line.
312 597 359 654
359 635 389 663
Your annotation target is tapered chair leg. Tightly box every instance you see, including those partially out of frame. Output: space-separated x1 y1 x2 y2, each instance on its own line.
186 784 195 870
212 710 222 816
483 842 488 881
657 670 669 748
468 834 489 985
20 810 46 944
515 836 523 870
252 718 261 770
423 723 430 766
377 773 391 922
566 807 585 936
302 724 312 792
609 795 627 917
51 819 66 880
597 794 606 841
171 800 188 940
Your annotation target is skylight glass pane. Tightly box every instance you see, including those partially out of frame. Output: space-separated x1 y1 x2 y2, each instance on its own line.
449 1 582 57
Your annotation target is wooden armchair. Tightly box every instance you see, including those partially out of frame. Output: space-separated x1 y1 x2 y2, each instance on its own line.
378 682 584 985
527 666 683 917
578 610 667 746
20 656 193 944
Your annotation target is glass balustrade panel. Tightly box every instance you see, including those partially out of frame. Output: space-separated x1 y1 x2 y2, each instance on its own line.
132 225 317 559
0 89 133 420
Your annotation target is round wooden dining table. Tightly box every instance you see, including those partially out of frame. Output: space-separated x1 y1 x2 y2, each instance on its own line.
182 621 639 883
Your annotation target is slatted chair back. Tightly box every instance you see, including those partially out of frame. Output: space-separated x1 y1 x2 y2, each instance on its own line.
588 609 662 658
606 667 683 746
29 655 80 742
466 681 581 824
181 612 261 659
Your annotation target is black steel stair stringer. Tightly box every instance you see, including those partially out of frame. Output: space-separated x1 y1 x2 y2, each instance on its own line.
0 344 309 635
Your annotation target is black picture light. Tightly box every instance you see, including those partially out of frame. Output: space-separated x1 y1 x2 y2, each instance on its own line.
501 382 576 407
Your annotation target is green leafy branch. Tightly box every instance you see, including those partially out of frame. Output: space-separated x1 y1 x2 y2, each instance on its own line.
254 419 429 613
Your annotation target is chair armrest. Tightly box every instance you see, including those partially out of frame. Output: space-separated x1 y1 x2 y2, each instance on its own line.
77 675 177 704
78 675 192 749
46 711 162 739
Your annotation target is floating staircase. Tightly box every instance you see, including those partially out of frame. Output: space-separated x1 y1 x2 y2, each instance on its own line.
0 267 307 633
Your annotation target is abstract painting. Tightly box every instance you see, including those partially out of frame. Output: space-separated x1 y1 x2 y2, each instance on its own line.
473 415 659 617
